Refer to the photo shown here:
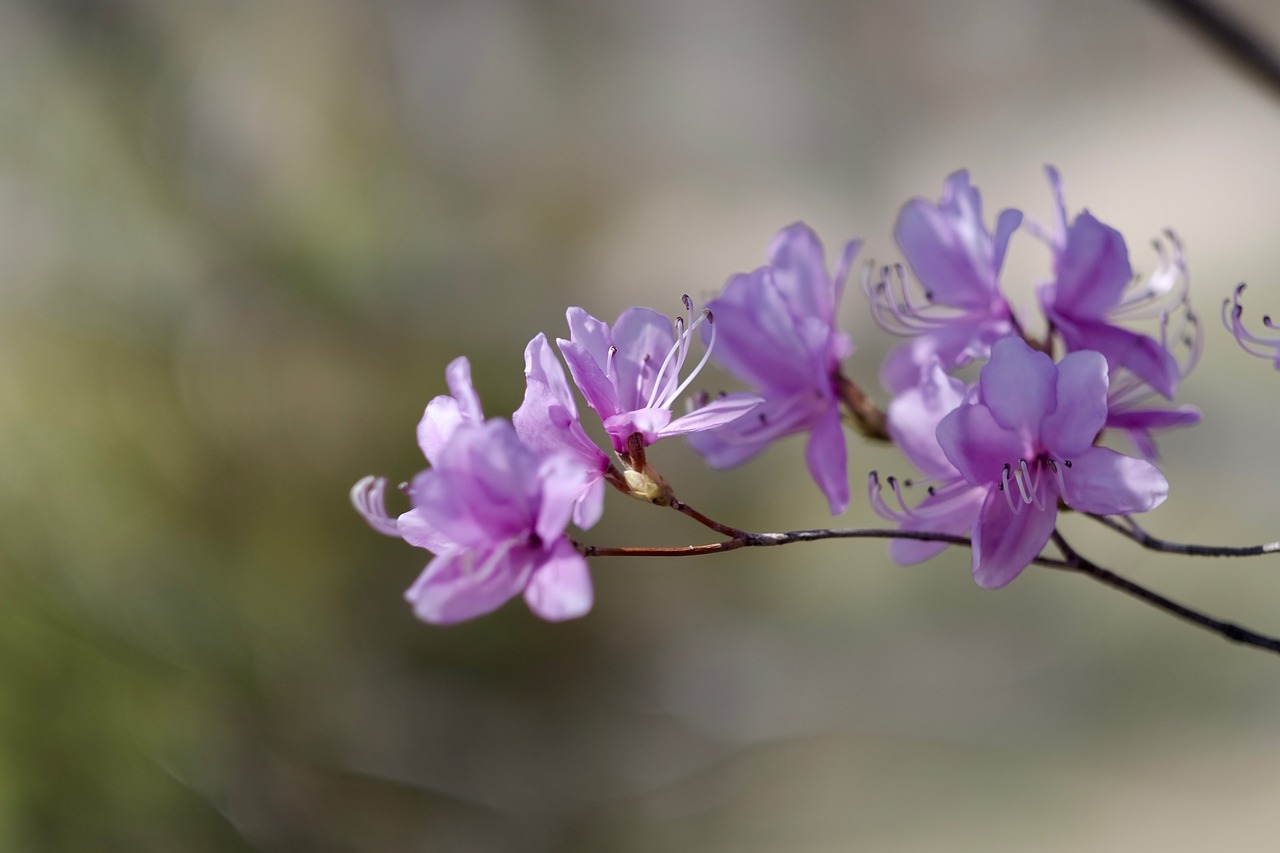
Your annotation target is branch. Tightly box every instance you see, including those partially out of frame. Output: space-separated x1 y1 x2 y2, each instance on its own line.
580 517 1280 657
1050 530 1280 655
1087 513 1280 557
1147 0 1280 103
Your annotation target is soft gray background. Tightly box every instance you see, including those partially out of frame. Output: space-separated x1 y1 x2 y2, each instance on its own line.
1 0 1279 850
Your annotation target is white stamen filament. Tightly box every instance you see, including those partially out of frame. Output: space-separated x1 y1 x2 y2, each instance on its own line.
663 310 716 408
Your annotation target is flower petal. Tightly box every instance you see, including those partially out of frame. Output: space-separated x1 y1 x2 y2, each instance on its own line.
406 543 535 624
804 405 849 514
979 336 1057 432
523 539 594 621
887 484 984 565
894 170 1003 310
1041 349 1108 456
417 395 462 466
767 222 836 326
1051 212 1131 318
1059 446 1168 515
660 393 760 437
1051 314 1181 399
970 489 1057 589
937 400 1026 486
444 356 484 424
887 358 967 478
705 269 814 392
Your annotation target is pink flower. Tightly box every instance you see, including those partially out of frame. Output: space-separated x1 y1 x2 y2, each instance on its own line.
936 336 1167 589
556 299 760 453
686 223 860 514
352 357 598 623
403 420 594 623
869 170 1023 393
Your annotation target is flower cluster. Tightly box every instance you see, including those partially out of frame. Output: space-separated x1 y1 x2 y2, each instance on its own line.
356 166 1210 623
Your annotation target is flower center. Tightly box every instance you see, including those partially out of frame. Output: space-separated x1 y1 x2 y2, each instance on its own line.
996 455 1071 513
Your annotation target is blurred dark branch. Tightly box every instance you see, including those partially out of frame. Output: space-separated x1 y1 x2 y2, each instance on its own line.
584 521 1280 657
1148 0 1280 102
1088 513 1280 556
1050 531 1280 654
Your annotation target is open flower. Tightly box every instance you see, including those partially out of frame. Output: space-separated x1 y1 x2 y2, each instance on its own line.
557 299 760 456
1034 166 1186 399
686 222 860 514
935 336 1168 589
868 170 1023 393
403 420 595 623
352 356 599 623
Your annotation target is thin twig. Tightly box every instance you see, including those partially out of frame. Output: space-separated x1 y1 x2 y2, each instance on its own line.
1147 0 1280 103
1086 513 1280 557
582 519 1280 656
1051 530 1280 655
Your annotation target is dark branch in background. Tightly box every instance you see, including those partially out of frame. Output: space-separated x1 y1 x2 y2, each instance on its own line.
1050 531 1280 654
579 504 1280 657
1087 513 1280 556
1148 0 1280 102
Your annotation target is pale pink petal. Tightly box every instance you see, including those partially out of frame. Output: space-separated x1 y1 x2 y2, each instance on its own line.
936 403 1025 487
980 337 1057 431
1060 446 1168 515
1052 212 1131 319
417 395 462 466
407 543 535 624
970 489 1058 589
523 539 593 621
1041 349 1108 455
804 405 849 515
659 393 760 438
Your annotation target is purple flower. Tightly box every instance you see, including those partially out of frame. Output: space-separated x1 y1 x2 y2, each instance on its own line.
869 170 1023 393
513 333 614 528
871 358 985 564
935 336 1167 589
1224 283 1280 368
556 299 760 455
685 223 860 514
403 420 594 623
352 356 598 622
1034 166 1186 399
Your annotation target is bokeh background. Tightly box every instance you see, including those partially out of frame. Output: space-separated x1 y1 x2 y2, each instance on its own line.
2 0 1280 849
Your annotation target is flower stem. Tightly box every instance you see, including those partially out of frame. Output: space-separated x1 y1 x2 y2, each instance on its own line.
833 370 889 441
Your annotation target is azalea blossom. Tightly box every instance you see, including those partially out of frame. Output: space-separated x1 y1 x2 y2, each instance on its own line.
686 222 860 514
556 299 760 503
868 169 1023 393
1033 166 1186 399
1224 282 1280 368
402 420 595 623
934 336 1168 589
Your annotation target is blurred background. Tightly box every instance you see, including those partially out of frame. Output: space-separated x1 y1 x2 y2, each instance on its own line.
2 0 1280 849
